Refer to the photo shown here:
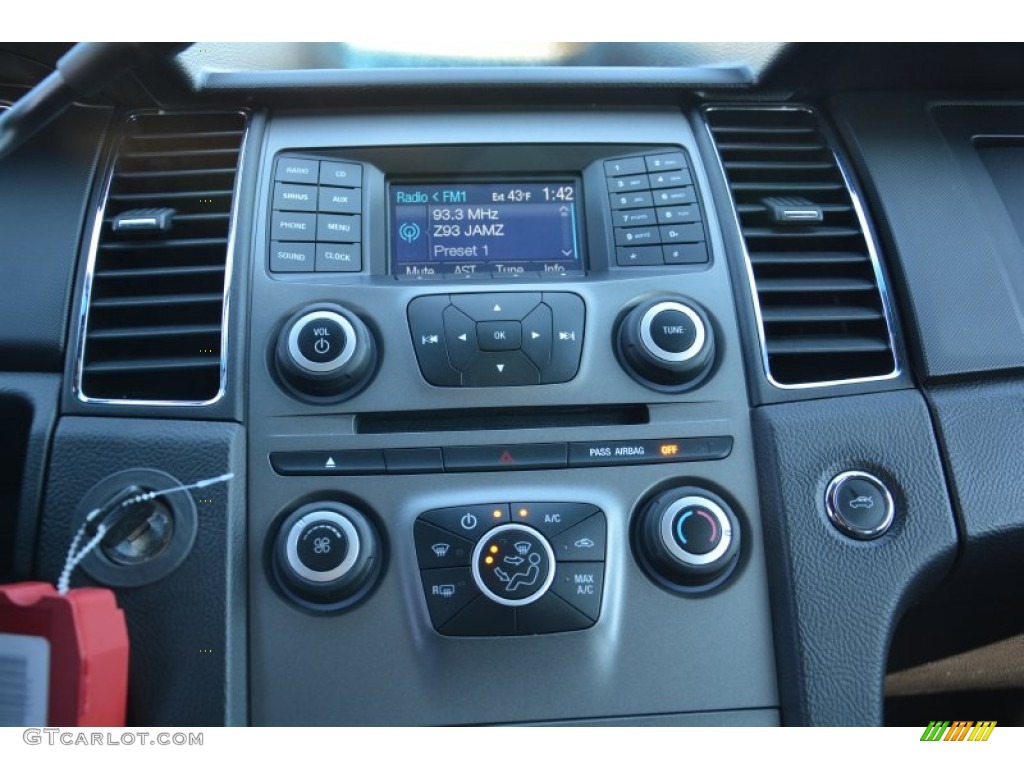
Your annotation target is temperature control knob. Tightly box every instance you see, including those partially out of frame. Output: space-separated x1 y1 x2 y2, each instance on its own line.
275 303 377 401
616 296 715 391
634 487 740 593
272 501 382 611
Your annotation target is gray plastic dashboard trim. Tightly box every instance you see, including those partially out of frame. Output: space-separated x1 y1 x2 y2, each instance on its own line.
72 109 251 407
701 104 901 391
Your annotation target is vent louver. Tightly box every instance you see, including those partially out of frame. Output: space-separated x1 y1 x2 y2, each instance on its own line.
705 106 897 387
78 112 246 403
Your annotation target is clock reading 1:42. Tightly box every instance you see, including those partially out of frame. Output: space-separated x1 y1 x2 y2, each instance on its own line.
542 185 575 202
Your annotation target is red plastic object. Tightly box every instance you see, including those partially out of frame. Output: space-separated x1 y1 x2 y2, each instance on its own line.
0 582 128 726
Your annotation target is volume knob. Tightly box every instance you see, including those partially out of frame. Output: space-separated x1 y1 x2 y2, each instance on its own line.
275 303 377 401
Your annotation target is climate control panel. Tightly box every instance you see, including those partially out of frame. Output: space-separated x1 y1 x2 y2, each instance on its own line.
414 502 606 636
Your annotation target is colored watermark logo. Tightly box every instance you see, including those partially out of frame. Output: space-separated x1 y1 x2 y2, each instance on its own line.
920 721 997 741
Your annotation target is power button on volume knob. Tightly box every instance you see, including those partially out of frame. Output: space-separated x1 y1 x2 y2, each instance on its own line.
275 303 377 401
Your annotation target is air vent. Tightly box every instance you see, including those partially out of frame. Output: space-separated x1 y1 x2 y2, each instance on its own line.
78 112 247 404
705 106 897 387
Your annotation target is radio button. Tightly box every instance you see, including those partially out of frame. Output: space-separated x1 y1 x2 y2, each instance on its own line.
521 304 553 368
451 292 541 321
274 156 319 183
442 305 478 370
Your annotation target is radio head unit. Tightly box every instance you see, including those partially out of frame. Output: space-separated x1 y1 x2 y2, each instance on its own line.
389 179 583 279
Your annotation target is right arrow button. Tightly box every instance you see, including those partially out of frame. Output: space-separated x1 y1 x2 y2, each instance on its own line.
521 303 553 368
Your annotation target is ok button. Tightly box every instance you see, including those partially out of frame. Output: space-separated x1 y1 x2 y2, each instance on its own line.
477 320 522 351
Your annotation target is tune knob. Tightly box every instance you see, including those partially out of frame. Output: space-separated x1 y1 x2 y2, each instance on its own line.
275 303 377 401
616 296 715 391
634 487 741 593
272 501 382 611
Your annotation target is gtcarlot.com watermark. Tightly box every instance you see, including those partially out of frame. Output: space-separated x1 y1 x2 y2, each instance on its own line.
23 729 203 747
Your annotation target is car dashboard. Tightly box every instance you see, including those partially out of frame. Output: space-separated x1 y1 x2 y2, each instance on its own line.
1 41 1023 727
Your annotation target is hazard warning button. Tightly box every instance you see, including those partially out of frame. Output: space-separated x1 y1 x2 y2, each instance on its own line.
441 443 568 472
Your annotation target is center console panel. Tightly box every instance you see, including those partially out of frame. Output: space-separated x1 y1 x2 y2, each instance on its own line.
246 109 777 725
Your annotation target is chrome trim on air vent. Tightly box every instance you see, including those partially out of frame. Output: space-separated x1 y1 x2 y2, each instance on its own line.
702 104 900 390
73 109 250 406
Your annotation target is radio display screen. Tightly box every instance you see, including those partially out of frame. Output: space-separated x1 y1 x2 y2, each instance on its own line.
389 180 583 278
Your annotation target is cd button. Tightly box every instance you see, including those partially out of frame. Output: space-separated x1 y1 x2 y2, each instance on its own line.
318 160 362 187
